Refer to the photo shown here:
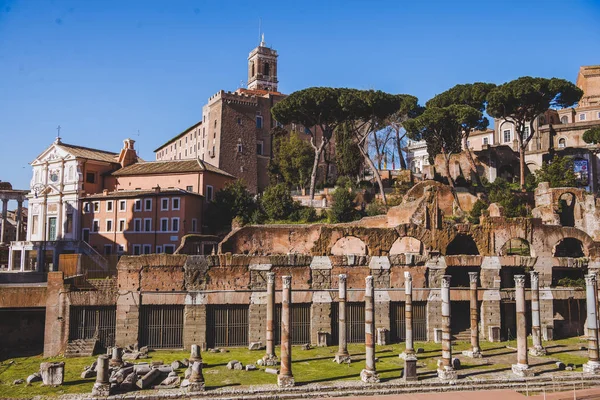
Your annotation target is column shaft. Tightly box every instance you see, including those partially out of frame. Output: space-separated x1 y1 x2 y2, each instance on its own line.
512 274 532 377
360 275 379 383
265 272 276 359
441 275 452 368
469 272 480 354
335 274 350 363
0 198 8 244
277 276 294 387
16 200 23 241
586 274 599 362
530 271 545 355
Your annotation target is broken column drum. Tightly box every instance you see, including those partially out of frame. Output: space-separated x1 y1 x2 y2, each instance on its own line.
360 275 380 383
584 273 600 374
437 274 457 381
91 355 110 396
335 274 351 364
264 271 278 365
463 272 481 358
190 344 202 363
110 346 124 367
188 361 205 392
529 271 546 356
512 274 533 377
277 275 295 388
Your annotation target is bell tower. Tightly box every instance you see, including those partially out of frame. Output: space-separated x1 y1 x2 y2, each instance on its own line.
247 34 279 92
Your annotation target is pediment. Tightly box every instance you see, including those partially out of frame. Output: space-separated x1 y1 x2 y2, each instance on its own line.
31 144 72 165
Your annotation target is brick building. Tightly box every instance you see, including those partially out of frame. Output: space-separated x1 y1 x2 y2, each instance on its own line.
153 37 333 193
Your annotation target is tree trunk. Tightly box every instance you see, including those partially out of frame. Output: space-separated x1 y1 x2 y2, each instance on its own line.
519 145 526 190
395 130 407 170
359 144 387 205
309 140 327 200
444 152 461 207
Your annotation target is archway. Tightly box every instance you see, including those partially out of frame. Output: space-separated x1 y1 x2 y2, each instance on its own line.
389 237 423 255
500 238 532 256
558 193 576 227
553 237 585 258
331 236 367 256
446 234 479 255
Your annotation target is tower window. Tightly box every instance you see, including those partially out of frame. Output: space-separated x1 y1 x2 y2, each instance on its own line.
237 117 242 125
264 63 270 76
251 62 255 77
256 116 263 128
257 141 263 155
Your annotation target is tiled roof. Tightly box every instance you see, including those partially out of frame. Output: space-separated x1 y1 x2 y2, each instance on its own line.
84 188 202 199
111 159 236 178
153 120 202 152
57 142 120 163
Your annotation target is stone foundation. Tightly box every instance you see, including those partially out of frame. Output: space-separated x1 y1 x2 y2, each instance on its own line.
360 369 380 383
334 354 352 364
583 361 600 374
437 367 458 381
512 363 534 377
461 350 482 358
277 375 295 388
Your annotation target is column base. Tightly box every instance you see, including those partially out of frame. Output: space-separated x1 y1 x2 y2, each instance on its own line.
399 350 416 359
437 366 457 382
360 368 380 383
187 382 205 392
334 353 352 364
583 361 600 374
91 382 111 396
262 354 279 366
512 363 534 377
277 374 295 388
461 349 482 358
529 346 546 356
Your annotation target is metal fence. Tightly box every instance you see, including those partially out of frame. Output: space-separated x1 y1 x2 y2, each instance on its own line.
207 305 249 348
139 305 184 349
274 303 311 345
331 302 365 344
390 301 427 342
69 306 116 349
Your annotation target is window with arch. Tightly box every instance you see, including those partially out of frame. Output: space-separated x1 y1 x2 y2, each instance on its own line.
251 62 255 77
561 116 568 124
264 62 270 76
558 138 566 148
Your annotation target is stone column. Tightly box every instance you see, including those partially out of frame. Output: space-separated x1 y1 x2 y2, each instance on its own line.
188 361 205 392
264 272 278 365
437 275 457 381
584 273 600 374
361 275 380 383
529 271 546 356
109 347 123 367
91 355 110 396
512 275 533 377
277 276 295 388
335 274 351 364
463 272 482 358
16 200 23 241
0 198 8 244
400 271 415 359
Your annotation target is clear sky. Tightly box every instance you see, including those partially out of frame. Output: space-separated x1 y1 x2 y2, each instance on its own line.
1 0 599 194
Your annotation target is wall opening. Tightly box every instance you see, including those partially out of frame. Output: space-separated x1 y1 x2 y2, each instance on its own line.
558 193 576 227
553 238 585 258
446 266 481 287
389 237 424 255
500 301 531 341
446 234 479 255
500 238 531 256
0 308 46 358
331 236 367 256
69 306 116 350
140 305 184 349
331 302 365 344
552 267 586 287
553 299 585 338
274 303 311 345
500 267 531 288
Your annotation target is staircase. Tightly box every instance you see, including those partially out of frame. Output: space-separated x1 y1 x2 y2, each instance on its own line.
77 241 108 270
65 338 97 358
452 328 471 341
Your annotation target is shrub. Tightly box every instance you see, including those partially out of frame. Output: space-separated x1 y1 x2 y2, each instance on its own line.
366 200 387 216
205 180 257 232
535 155 578 188
299 207 318 222
336 175 355 189
468 199 488 224
328 187 358 223
262 184 295 220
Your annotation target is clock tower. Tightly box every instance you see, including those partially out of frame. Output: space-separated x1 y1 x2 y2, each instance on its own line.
247 34 279 92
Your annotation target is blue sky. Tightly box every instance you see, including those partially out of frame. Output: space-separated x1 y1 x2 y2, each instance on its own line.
1 0 599 194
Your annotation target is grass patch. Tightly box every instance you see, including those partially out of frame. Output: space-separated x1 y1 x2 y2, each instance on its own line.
0 338 590 398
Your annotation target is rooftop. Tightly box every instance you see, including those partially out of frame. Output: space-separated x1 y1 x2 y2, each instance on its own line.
153 120 202 152
84 188 202 199
110 158 236 178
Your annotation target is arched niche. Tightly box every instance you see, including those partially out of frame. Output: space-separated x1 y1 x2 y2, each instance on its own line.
389 236 424 255
331 236 367 256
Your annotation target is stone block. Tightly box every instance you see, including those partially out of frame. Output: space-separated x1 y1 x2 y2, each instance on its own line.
488 326 501 342
512 364 534 377
245 364 257 371
317 331 328 347
40 362 64 386
248 342 263 350
377 328 388 346
437 366 457 382
277 374 295 387
227 360 242 370
360 369 380 383
265 367 279 374
543 325 553 341
403 355 418 381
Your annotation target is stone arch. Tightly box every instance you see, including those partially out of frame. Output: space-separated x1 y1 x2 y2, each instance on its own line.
331 236 367 256
389 236 424 255
446 234 480 255
561 116 568 124
553 237 586 258
558 136 567 148
500 237 533 257
526 161 540 174
393 223 433 252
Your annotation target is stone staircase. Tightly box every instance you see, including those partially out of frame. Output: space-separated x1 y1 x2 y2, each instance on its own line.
65 338 97 358
452 328 471 341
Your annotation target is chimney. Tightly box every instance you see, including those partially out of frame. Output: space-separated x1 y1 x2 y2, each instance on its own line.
118 138 138 168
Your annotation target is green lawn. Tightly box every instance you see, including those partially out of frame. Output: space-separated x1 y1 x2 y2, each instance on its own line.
0 338 590 398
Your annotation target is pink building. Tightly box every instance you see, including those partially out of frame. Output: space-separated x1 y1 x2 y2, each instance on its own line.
81 188 203 255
